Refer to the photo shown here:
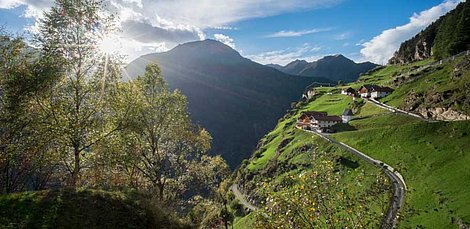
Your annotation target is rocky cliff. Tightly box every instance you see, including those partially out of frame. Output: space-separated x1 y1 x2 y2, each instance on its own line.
389 1 469 64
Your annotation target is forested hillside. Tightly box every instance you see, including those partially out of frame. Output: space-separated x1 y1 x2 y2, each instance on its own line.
389 1 470 64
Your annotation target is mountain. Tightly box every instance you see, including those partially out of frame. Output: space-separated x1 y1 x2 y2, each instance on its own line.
125 40 329 168
389 1 469 64
265 63 283 70
235 54 470 228
269 55 378 82
280 59 309 75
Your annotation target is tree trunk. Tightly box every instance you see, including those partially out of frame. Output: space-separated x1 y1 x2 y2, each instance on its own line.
157 182 165 200
70 145 80 188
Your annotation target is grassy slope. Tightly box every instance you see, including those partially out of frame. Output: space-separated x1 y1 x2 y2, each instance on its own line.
236 89 389 228
0 189 187 229
334 120 470 228
237 57 469 228
247 92 353 171
330 58 470 228
350 59 434 88
233 213 256 229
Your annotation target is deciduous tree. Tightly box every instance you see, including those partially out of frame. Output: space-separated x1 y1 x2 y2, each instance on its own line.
34 0 121 187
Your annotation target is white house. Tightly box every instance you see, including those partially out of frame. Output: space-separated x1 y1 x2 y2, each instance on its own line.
358 85 394 98
297 111 341 131
370 87 394 98
342 109 353 123
311 115 342 128
341 87 356 96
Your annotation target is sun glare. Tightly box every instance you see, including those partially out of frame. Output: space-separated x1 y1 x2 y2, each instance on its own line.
98 35 122 55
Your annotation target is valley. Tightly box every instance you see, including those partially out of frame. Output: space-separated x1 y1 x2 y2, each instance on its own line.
125 40 376 167
1 1 469 228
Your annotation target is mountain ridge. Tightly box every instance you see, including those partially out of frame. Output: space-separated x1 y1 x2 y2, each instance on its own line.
267 54 378 82
125 39 331 167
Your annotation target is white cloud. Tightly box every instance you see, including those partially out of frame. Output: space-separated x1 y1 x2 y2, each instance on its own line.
0 0 51 17
138 0 341 28
333 31 352 40
120 19 204 44
247 44 323 65
0 0 341 62
214 34 236 49
0 0 22 8
266 28 330 38
210 26 238 30
360 0 463 64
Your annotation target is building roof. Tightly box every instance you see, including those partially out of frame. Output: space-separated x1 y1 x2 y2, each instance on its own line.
358 84 375 92
300 111 327 119
342 87 356 93
313 115 342 122
375 86 394 92
342 109 353 116
359 84 394 93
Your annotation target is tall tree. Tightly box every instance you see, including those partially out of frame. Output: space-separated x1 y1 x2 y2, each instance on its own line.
119 64 223 201
35 0 120 187
0 34 62 193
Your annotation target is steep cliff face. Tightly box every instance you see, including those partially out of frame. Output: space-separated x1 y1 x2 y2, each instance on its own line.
388 19 440 64
389 1 469 64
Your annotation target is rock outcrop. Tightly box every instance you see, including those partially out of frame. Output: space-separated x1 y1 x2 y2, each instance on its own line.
389 1 469 64
403 90 470 121
389 30 436 65
417 107 470 121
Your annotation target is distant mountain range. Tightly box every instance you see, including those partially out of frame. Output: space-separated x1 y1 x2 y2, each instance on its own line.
267 55 378 82
125 40 330 168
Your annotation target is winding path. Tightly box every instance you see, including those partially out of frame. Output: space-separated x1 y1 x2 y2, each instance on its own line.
365 98 432 122
305 129 406 229
231 184 257 212
232 128 408 228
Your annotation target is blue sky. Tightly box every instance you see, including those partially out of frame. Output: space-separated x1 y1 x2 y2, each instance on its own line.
0 0 464 64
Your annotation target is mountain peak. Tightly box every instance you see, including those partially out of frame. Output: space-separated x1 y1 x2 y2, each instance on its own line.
317 54 354 64
167 39 243 63
271 53 378 82
172 39 238 54
290 59 309 65
324 54 348 60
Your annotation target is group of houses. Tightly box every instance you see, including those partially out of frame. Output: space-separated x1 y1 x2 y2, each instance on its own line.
297 109 354 133
341 84 394 99
297 84 393 132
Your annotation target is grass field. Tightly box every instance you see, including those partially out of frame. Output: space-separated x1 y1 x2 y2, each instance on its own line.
0 189 187 229
233 213 256 229
237 91 390 228
238 56 469 228
333 120 470 228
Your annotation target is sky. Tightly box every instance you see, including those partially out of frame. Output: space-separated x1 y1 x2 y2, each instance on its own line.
0 0 465 65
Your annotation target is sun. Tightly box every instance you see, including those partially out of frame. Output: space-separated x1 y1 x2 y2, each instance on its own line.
97 35 122 55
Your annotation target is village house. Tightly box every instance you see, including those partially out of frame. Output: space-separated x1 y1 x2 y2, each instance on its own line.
371 86 394 98
297 111 327 129
358 85 394 98
297 111 341 132
341 87 356 96
342 109 353 123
